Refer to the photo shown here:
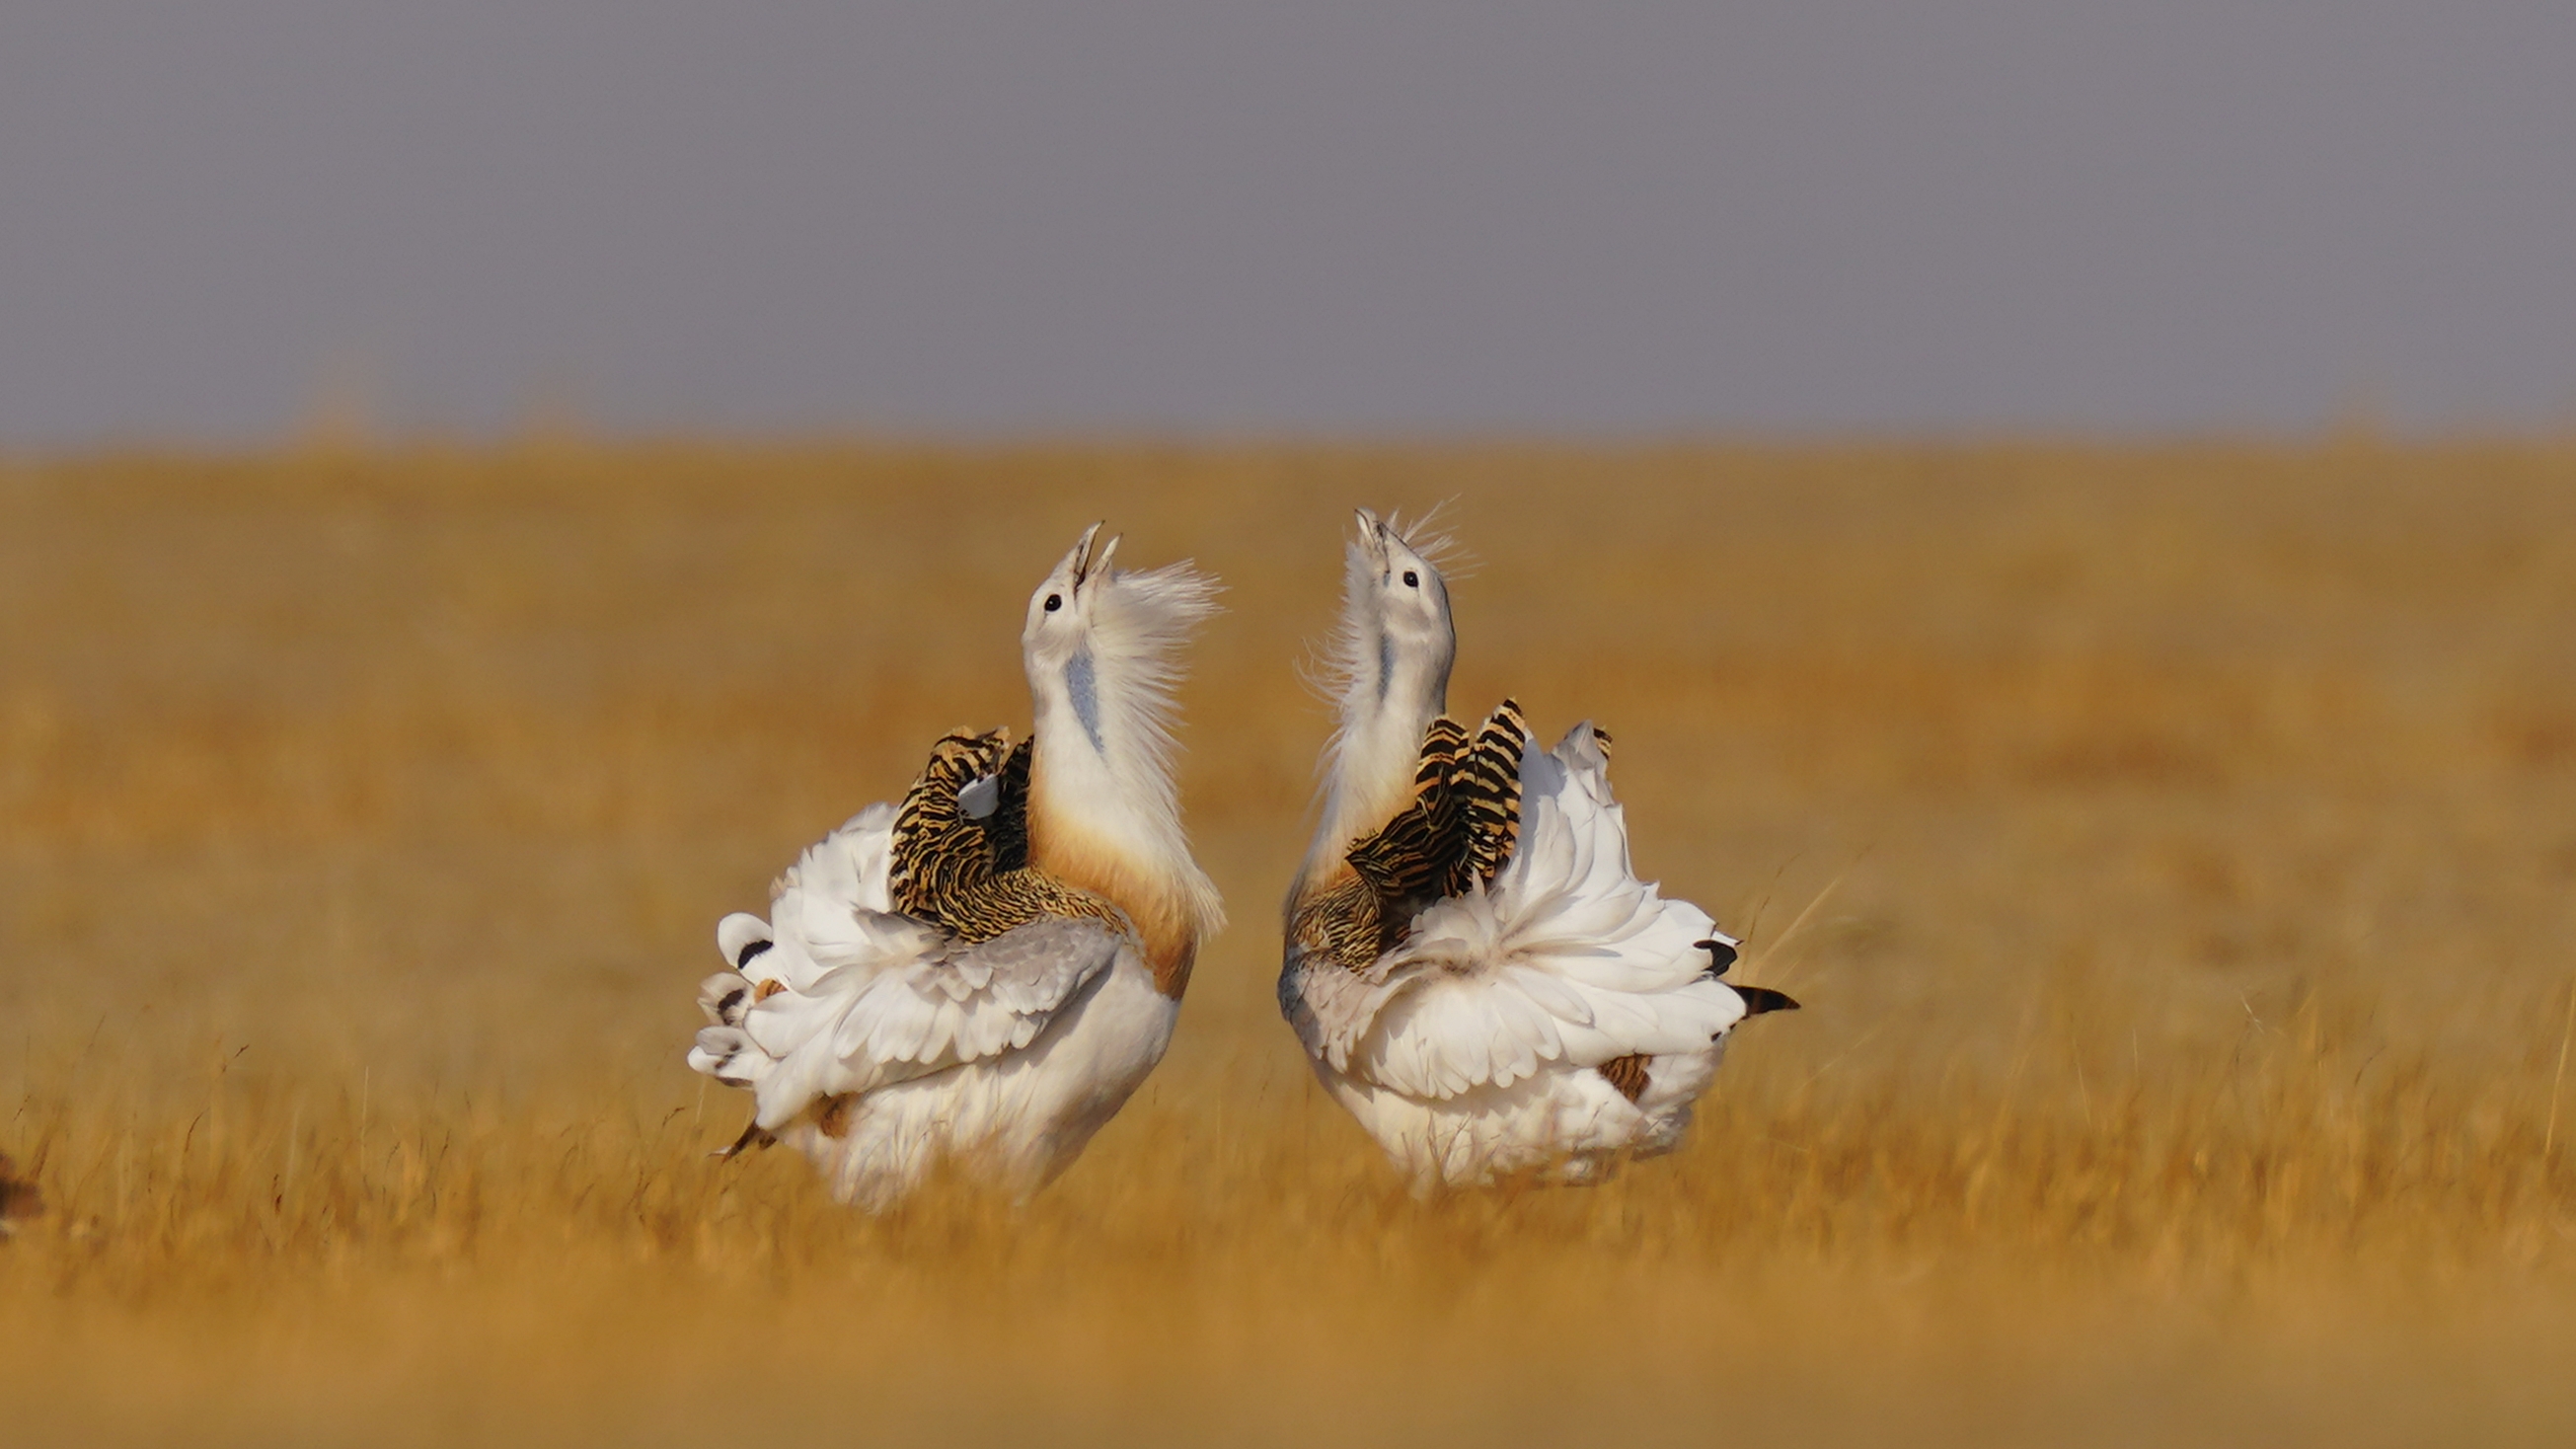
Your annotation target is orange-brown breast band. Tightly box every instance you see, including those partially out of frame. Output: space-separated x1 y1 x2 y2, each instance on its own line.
1028 827 1197 996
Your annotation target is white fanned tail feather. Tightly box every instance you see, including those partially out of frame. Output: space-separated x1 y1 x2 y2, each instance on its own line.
1284 724 1763 1189
689 803 1176 1211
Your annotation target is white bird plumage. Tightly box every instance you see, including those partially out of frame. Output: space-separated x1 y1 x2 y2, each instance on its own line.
1279 509 1790 1189
689 524 1223 1210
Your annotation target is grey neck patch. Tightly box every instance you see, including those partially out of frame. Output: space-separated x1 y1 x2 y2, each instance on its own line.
1067 648 1105 752
1377 634 1395 703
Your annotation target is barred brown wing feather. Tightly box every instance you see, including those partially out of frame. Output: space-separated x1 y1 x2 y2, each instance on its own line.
889 730 1015 928
1452 699 1528 891
980 736 1036 873
891 729 1120 943
1345 714 1477 952
1346 795 1454 915
1415 716 1469 792
1598 1052 1652 1103
1329 704 1532 963
1289 875 1385 975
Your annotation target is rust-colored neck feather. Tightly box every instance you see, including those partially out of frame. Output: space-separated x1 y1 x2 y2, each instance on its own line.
1027 811 1201 995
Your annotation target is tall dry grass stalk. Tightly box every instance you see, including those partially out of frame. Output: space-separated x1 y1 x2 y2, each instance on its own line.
3 441 2574 1444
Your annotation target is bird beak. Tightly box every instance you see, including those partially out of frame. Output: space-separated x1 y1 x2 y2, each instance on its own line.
1056 522 1106 589
1353 508 1389 565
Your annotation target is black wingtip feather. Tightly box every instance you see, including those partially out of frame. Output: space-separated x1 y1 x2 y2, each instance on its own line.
734 939 773 971
1733 985 1800 1017
1697 938 1738 976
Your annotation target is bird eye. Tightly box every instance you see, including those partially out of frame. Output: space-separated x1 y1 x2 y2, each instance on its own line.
1043 594 1062 612
1402 571 1418 588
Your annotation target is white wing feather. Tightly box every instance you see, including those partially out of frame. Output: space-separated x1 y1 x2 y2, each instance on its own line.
688 805 1126 1131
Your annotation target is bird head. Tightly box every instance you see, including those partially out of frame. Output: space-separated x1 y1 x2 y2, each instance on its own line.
1350 507 1456 693
1020 519 1221 771
1022 521 1118 675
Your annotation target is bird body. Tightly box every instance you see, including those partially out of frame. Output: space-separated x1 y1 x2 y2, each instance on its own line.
1280 511 1790 1189
690 526 1221 1210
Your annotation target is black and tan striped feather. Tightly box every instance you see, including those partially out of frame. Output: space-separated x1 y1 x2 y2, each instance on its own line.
1296 700 1532 974
1415 716 1469 790
1450 700 1527 894
1287 874 1387 977
889 730 1123 943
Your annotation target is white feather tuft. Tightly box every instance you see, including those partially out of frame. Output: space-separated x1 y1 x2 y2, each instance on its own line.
1067 556 1227 937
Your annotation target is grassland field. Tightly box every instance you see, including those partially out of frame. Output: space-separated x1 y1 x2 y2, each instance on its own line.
3 439 2575 1445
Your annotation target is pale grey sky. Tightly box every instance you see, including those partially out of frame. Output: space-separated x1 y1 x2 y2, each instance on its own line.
4 2 2573 443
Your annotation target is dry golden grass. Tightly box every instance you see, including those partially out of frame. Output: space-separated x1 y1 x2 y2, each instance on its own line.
4 439 2575 1444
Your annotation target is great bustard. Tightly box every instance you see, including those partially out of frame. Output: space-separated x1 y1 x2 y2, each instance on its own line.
1279 509 1793 1190
690 524 1224 1209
